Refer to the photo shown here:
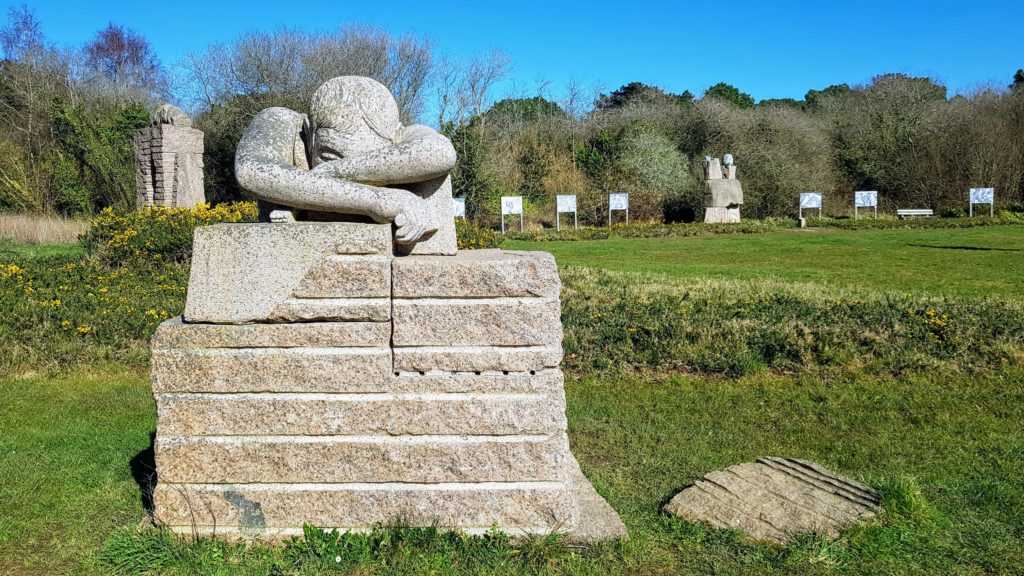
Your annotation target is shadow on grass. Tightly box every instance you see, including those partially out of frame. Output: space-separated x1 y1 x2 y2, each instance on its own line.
908 243 1022 252
130 432 157 515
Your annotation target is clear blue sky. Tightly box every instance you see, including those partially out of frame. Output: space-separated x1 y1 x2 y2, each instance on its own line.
9 0 1023 109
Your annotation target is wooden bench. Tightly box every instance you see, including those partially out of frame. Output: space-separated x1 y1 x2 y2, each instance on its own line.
897 209 933 219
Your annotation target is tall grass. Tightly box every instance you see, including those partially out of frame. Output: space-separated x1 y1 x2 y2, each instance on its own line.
0 213 89 245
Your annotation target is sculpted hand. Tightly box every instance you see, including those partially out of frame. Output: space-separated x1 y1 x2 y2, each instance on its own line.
392 194 437 244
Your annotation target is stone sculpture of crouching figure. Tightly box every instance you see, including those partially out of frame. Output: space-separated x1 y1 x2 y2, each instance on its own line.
236 76 458 251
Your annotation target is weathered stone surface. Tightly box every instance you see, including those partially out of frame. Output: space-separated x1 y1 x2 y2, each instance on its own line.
663 458 882 544
392 298 562 347
393 346 563 373
268 298 391 322
151 348 392 393
152 317 390 349
389 370 564 394
393 250 560 299
706 179 744 207
156 434 570 483
155 392 566 436
292 255 391 298
703 207 741 224
183 223 390 324
154 481 577 534
134 105 206 209
235 76 458 254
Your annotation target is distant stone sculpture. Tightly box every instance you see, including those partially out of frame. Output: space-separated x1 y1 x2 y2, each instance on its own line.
134 104 205 209
703 154 743 223
235 76 457 255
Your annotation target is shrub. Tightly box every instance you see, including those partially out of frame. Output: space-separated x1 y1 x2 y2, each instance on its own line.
455 217 501 249
81 202 258 266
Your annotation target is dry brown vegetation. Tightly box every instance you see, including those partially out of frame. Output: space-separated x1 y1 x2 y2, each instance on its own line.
0 213 87 244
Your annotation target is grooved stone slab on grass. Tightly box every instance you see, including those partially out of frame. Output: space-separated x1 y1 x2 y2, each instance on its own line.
155 434 570 483
663 457 882 544
155 392 567 436
392 298 562 347
153 317 390 349
184 223 390 323
393 250 560 298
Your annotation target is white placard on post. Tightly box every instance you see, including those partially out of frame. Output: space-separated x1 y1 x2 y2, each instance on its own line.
555 194 577 231
799 192 823 219
608 192 629 225
500 196 523 233
452 197 466 219
854 190 877 219
969 188 995 217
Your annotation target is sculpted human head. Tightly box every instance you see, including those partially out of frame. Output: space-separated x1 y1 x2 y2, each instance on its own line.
309 76 403 164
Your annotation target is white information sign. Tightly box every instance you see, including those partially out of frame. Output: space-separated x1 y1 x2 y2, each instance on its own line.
609 193 629 211
555 194 577 231
501 196 523 215
969 187 995 217
556 195 577 213
608 192 629 225
800 192 823 209
452 197 466 219
799 192 823 220
854 191 877 208
854 190 877 219
500 195 523 233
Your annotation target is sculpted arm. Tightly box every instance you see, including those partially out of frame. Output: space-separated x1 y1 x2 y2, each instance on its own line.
312 125 457 186
235 108 433 242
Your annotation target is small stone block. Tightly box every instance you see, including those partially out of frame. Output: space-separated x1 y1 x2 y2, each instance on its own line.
392 250 560 299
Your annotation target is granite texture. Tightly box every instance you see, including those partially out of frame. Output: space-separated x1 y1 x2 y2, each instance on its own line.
153 481 577 535
151 348 393 394
392 250 560 298
156 434 570 483
392 346 564 373
155 392 567 436
392 298 562 347
292 255 391 298
152 234 626 541
706 179 744 207
152 317 390 349
183 223 390 323
235 77 457 254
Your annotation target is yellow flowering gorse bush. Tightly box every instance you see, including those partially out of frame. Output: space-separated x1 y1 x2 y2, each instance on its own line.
82 202 258 266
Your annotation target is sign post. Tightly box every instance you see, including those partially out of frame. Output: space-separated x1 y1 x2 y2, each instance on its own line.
854 191 877 220
555 195 577 231
608 193 629 226
500 196 523 233
969 188 994 217
799 192 823 220
452 197 466 219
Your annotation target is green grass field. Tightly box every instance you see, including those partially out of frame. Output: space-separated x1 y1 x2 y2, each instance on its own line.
2 225 1023 575
507 226 1024 299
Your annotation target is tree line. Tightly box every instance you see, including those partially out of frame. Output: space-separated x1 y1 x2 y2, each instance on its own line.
1 6 1022 225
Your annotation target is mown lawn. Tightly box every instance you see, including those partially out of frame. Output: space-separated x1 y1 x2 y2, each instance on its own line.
1 225 1023 575
507 225 1024 299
